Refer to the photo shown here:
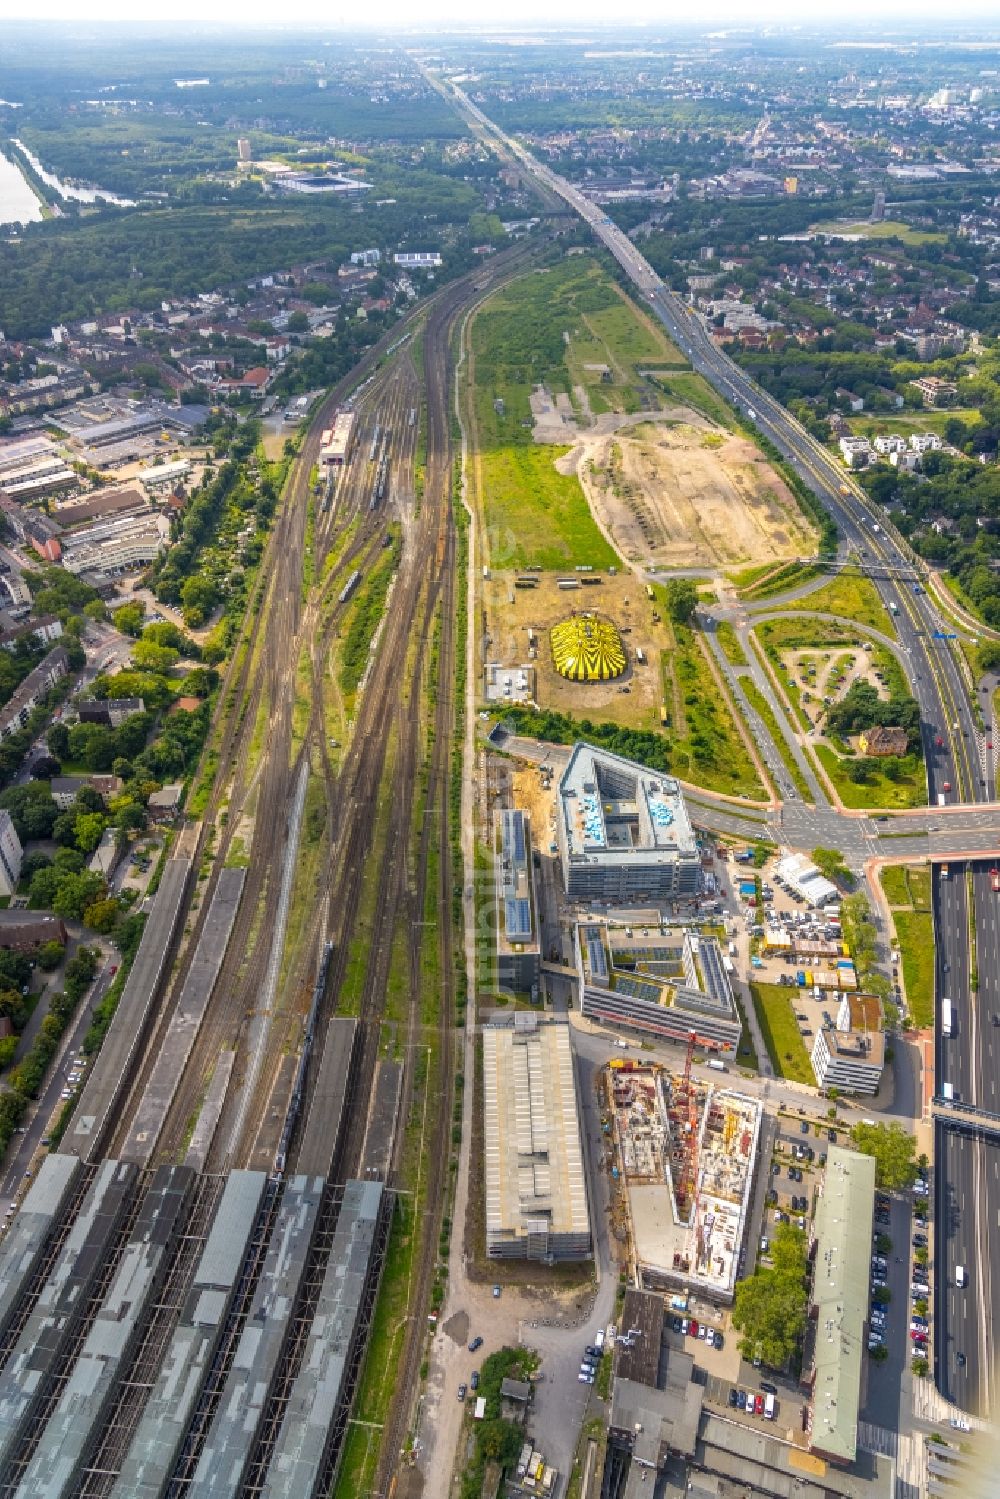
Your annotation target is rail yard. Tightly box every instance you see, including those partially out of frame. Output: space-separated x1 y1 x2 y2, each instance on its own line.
0 244 533 1498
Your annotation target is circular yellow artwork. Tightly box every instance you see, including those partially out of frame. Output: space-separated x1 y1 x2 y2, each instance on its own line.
550 614 626 681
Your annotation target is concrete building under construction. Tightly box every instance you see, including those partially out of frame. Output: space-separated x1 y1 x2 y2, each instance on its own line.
607 1061 761 1304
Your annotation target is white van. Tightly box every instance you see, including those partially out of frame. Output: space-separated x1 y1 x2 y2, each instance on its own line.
956 1265 968 1288
764 1393 777 1420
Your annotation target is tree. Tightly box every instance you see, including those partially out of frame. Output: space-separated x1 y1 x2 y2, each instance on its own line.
28 866 61 910
51 871 105 921
811 847 849 884
911 1355 929 1377
47 722 70 760
114 602 145 638
850 1120 917 1190
180 574 219 628
131 640 179 674
74 811 108 855
731 1223 808 1369
36 940 65 972
665 578 699 626
83 898 120 934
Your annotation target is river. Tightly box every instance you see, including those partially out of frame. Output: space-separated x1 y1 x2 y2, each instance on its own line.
13 139 135 207
0 148 42 226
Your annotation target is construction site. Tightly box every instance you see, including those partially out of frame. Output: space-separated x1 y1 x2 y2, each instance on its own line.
605 1054 761 1305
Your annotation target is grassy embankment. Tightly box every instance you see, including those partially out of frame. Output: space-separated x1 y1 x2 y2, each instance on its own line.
750 981 815 1085
469 255 688 569
879 864 934 1028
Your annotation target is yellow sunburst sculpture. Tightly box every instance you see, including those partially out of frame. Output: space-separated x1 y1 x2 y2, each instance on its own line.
551 614 626 682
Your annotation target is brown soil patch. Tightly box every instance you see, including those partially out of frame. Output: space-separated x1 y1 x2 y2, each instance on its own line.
482 571 666 730
577 419 817 569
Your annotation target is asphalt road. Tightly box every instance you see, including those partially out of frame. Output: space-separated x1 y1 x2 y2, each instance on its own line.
934 860 1000 1417
0 957 116 1216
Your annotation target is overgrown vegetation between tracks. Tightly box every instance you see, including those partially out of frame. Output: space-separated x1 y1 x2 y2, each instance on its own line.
338 525 402 696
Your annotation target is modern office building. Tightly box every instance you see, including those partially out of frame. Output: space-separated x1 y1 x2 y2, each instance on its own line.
578 923 742 1052
482 1018 591 1262
556 743 700 903
494 809 541 995
805 1145 876 1465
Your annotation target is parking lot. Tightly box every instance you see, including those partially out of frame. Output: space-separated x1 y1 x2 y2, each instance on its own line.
862 1169 931 1431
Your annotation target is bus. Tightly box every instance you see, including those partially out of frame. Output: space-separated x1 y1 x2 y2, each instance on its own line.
941 997 954 1037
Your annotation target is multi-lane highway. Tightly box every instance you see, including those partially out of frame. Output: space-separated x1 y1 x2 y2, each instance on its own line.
444 75 986 808
437 75 1000 1423
935 860 1000 1415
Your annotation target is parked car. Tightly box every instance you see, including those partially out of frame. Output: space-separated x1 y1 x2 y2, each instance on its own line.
458 1383 467 1400
689 1320 700 1339
729 1389 739 1408
471 1371 480 1391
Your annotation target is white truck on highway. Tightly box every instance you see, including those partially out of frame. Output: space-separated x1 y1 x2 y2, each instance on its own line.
941 997 954 1037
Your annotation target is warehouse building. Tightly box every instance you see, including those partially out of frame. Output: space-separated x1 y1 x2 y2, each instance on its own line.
805 1145 876 1465
53 486 147 529
494 808 541 995
483 1017 591 1262
319 411 355 466
578 923 742 1052
138 458 192 492
811 995 885 1095
556 743 700 903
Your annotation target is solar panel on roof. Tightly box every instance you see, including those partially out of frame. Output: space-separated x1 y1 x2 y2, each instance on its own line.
505 898 532 940
586 934 608 981
509 812 526 866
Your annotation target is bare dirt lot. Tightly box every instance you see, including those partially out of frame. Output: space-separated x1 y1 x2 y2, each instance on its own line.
568 416 817 570
482 572 665 729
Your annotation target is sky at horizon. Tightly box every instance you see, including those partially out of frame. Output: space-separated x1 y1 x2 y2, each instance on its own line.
1 3 1000 29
